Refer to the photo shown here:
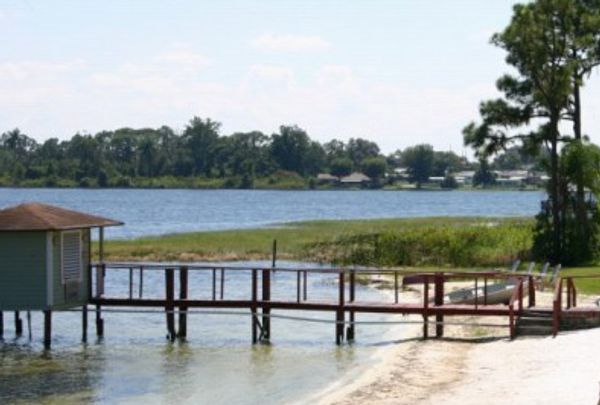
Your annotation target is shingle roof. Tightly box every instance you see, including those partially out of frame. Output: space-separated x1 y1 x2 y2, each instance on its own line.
0 203 123 231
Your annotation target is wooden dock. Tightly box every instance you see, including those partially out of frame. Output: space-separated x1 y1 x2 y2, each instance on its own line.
83 262 600 344
4 262 600 347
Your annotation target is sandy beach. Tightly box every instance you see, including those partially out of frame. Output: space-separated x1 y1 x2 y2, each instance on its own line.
316 288 600 405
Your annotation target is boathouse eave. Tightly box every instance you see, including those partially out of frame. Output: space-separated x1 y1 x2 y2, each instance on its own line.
0 202 123 232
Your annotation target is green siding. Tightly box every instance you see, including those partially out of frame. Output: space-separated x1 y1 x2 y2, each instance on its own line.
51 229 90 309
0 232 47 310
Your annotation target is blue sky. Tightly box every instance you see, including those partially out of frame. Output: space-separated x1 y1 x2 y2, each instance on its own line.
1 0 599 154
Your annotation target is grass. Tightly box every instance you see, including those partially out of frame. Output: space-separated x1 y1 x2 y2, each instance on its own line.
101 216 529 263
99 216 600 294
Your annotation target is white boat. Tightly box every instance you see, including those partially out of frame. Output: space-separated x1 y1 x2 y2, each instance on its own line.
443 280 528 305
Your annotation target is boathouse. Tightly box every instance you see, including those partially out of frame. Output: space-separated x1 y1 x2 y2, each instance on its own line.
0 202 122 346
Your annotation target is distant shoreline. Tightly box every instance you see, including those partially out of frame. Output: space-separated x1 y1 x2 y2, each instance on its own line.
0 185 544 192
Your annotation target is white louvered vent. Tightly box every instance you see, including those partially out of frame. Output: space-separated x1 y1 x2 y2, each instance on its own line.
62 230 82 283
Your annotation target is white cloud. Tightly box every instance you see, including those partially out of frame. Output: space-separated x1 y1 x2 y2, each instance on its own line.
155 48 211 71
250 33 330 52
0 59 85 80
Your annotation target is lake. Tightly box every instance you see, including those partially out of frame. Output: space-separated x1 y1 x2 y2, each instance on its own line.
0 188 543 404
0 261 399 405
0 188 544 239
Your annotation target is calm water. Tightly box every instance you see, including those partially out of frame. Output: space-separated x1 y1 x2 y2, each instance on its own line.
0 188 543 404
0 261 400 405
0 188 544 239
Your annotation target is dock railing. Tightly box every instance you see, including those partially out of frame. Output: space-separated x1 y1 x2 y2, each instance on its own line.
87 262 535 343
552 274 600 336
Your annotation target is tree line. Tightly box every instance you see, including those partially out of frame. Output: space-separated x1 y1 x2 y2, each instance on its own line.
0 119 540 189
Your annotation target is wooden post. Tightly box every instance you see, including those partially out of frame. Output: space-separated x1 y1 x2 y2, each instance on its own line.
220 268 225 300
261 269 271 341
434 273 444 338
82 305 88 343
165 268 175 341
394 271 399 304
27 311 32 340
212 269 217 301
251 269 258 344
484 276 488 306
0 311 3 339
95 263 105 337
178 267 188 339
518 279 524 313
303 271 307 301
14 311 22 336
272 239 277 268
128 268 133 299
347 271 355 341
43 310 52 349
509 304 515 340
566 279 572 309
139 267 144 298
336 271 345 345
474 278 478 310
423 277 429 339
528 275 535 307
296 271 301 303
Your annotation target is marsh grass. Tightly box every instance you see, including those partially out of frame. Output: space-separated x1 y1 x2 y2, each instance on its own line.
99 216 600 293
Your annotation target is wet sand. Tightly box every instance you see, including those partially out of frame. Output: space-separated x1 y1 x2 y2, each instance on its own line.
316 288 600 405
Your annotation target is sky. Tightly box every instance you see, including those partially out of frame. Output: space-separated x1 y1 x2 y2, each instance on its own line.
1 0 599 154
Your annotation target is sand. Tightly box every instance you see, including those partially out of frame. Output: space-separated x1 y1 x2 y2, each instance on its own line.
316 287 600 405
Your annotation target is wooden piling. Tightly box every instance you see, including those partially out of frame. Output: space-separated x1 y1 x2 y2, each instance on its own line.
96 263 105 337
139 267 144 298
336 272 345 345
165 268 176 341
212 269 217 301
303 271 307 301
347 271 355 341
296 271 301 303
272 239 277 268
251 269 258 344
434 273 444 338
82 305 88 343
27 311 32 340
128 268 133 299
0 311 3 339
262 269 271 341
43 310 52 349
178 266 188 339
14 311 22 336
220 268 225 300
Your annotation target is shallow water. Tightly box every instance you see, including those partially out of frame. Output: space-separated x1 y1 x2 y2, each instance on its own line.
0 188 543 239
0 261 401 405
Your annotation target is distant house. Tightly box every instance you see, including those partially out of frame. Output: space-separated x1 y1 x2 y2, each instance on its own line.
393 167 409 180
454 171 476 185
316 173 339 184
494 170 528 187
524 171 550 186
340 172 371 185
428 176 445 184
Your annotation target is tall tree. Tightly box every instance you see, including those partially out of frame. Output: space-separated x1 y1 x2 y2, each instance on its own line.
464 0 575 262
401 144 434 189
182 117 220 176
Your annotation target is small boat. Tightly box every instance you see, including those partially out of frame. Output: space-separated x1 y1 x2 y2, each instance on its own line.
443 280 527 305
